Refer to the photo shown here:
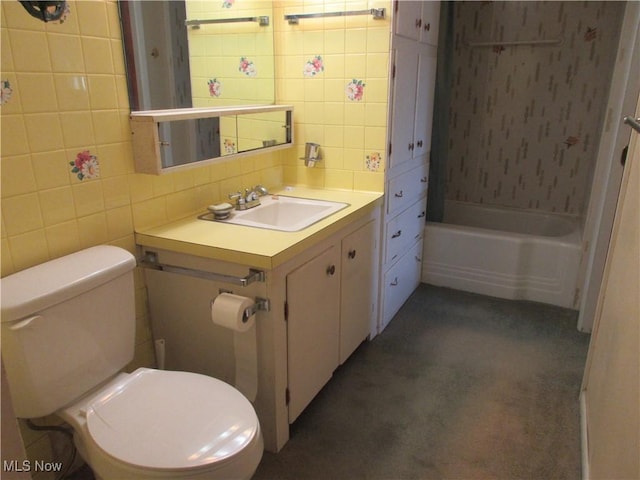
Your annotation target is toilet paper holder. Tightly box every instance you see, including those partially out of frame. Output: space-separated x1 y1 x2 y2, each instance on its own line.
242 297 270 322
214 290 270 323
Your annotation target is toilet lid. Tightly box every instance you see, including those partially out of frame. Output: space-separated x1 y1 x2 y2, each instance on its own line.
86 368 259 471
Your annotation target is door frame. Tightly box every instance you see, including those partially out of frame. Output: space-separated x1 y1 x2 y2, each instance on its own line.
576 2 640 332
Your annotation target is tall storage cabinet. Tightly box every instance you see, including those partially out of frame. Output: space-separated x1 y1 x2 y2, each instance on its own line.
380 1 439 331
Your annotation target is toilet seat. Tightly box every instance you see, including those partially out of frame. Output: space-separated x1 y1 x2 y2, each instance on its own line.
83 368 261 472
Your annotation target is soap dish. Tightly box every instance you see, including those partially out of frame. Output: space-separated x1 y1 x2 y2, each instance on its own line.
208 202 233 219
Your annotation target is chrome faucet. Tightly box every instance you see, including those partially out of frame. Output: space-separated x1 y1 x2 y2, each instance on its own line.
229 185 269 210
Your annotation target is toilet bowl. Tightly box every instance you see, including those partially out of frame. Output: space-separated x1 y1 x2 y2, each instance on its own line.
59 368 263 480
0 246 264 480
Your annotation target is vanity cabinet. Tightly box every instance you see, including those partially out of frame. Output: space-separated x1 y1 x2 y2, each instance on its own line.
137 197 380 453
394 0 440 46
380 1 439 331
286 219 376 422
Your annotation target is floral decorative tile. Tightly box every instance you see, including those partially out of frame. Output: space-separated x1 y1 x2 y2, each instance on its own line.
366 152 382 171
70 150 100 180
304 56 324 77
222 0 234 8
1 79 13 105
239 57 257 77
346 79 365 101
223 139 236 154
208 78 222 97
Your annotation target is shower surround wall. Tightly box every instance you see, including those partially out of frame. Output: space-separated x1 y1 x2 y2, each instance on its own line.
446 1 623 215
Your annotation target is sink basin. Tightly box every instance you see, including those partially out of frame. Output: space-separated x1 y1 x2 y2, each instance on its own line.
202 195 349 232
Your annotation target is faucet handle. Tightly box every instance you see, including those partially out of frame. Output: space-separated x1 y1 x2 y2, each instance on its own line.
228 192 242 204
253 184 269 196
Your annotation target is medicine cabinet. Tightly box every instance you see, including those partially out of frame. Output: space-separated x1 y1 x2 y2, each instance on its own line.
130 105 293 175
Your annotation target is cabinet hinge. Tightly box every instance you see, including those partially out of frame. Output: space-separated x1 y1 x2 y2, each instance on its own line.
394 0 399 13
388 142 392 156
285 388 290 406
284 301 289 321
392 63 396 79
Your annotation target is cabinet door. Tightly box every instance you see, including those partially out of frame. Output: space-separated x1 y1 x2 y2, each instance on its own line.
413 49 437 159
340 220 375 364
395 1 440 46
394 1 422 41
287 246 340 423
389 47 419 171
419 1 440 46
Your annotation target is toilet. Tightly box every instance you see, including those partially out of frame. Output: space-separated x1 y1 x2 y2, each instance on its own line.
0 246 263 479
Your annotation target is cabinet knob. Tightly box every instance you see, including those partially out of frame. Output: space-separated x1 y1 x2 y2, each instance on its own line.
418 211 426 219
394 190 404 198
408 142 414 151
424 22 431 31
390 277 399 286
326 264 336 276
391 230 402 239
417 140 423 148
420 176 428 183
415 18 422 28
348 249 357 259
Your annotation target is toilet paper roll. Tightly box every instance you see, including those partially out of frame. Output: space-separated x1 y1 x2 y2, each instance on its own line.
211 293 255 332
211 293 258 402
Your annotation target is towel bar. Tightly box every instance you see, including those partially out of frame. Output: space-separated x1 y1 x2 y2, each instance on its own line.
284 8 385 25
185 15 269 28
141 251 265 287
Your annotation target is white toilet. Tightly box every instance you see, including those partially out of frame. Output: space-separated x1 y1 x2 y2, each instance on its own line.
0 246 263 479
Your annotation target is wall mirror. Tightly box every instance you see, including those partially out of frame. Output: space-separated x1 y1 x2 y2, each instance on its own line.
118 0 282 173
119 0 275 110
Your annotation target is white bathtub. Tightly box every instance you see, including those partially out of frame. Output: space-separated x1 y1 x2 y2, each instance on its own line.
422 201 582 309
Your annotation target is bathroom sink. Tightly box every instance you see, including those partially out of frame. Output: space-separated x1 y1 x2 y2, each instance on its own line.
202 196 349 232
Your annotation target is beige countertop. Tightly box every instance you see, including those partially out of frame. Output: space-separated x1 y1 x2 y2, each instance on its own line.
135 187 383 269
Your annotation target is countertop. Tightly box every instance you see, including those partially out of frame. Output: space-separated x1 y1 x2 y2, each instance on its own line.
135 187 383 269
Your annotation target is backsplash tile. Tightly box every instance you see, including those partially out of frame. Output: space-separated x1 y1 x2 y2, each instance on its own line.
275 0 390 190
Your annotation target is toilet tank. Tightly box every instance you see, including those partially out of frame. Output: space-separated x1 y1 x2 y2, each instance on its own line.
1 246 137 418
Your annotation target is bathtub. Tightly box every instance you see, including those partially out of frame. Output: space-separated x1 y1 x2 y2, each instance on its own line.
422 201 582 309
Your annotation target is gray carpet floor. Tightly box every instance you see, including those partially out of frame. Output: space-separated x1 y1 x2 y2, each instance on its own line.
253 284 591 480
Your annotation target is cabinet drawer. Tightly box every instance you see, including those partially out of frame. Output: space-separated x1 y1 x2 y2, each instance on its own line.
382 240 423 330
387 163 429 214
385 197 426 265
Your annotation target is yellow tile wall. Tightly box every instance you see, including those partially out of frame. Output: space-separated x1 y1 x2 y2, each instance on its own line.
274 0 390 192
1 1 284 273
